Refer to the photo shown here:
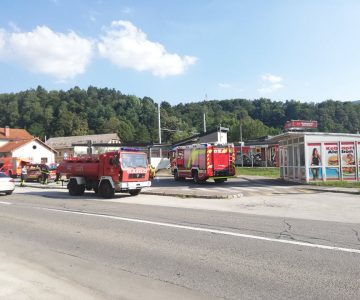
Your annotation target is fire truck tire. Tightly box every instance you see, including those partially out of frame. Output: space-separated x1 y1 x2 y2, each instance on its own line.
129 189 141 196
214 178 227 183
68 179 85 196
77 185 85 195
192 170 201 184
174 170 180 181
99 181 114 199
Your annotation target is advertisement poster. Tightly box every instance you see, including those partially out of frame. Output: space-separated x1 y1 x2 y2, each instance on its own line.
324 143 339 180
341 142 356 180
358 142 360 181
307 143 322 180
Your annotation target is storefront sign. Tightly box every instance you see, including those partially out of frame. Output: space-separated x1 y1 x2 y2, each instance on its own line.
324 143 339 180
284 120 317 130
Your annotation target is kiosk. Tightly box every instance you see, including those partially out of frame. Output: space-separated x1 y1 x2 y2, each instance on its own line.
269 132 360 182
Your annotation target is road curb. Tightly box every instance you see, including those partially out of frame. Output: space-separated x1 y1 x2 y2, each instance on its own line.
302 186 360 195
141 190 243 199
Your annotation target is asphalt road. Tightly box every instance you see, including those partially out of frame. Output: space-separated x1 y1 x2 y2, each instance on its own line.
1 189 360 299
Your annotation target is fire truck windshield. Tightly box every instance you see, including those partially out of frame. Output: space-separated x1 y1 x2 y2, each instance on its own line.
121 153 147 168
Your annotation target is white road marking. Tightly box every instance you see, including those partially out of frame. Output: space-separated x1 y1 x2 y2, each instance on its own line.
251 186 274 190
0 201 11 205
36 206 360 255
212 187 231 191
273 186 295 189
232 187 258 191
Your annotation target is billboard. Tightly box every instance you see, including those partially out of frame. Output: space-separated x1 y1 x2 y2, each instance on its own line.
284 120 318 130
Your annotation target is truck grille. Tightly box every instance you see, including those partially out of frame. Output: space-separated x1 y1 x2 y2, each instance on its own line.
129 173 145 179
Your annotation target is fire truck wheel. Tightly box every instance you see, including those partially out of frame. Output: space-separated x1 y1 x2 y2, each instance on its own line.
68 179 85 196
174 170 180 181
99 181 114 199
77 185 85 195
192 171 201 184
129 189 141 196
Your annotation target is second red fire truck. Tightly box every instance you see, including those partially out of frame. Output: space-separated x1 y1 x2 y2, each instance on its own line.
171 143 236 183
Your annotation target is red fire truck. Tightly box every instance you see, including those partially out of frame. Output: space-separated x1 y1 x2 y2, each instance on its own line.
0 157 30 178
171 143 236 183
56 148 151 198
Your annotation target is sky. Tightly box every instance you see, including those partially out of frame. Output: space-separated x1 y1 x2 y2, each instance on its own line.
0 0 359 104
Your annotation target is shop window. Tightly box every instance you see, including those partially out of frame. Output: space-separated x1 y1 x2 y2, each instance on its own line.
299 144 305 166
288 145 293 166
41 157 48 163
294 146 299 166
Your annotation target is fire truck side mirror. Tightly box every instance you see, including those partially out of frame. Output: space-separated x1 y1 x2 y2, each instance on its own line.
109 156 120 166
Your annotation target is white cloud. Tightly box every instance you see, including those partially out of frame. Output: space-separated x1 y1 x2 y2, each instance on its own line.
98 20 197 77
0 30 5 50
258 73 284 94
218 83 231 88
0 26 93 80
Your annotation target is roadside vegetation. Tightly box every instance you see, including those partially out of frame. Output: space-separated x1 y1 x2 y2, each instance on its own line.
236 167 280 178
236 167 360 189
310 180 360 189
1 86 360 144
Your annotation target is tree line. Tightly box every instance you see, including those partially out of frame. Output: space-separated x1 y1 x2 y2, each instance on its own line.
0 86 359 144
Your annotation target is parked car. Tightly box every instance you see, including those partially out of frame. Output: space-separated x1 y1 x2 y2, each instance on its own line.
48 163 58 181
26 164 44 182
0 172 15 195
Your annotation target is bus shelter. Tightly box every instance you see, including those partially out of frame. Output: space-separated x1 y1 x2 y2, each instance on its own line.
269 132 360 182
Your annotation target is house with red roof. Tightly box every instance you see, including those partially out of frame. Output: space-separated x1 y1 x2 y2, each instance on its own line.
0 126 56 177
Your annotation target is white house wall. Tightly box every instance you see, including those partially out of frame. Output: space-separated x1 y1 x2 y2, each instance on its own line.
12 141 55 164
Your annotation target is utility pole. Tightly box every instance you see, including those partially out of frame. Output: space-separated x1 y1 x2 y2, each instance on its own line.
203 113 206 133
158 102 162 157
239 122 243 143
203 94 207 133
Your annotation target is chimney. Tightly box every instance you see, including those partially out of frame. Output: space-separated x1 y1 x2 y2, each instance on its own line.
5 126 10 137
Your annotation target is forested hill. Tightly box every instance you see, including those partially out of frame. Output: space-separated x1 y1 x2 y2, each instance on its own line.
0 86 359 144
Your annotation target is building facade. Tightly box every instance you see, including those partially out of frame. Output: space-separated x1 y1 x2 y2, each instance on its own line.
46 133 121 162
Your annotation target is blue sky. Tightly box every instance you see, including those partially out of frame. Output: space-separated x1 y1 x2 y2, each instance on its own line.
0 0 359 104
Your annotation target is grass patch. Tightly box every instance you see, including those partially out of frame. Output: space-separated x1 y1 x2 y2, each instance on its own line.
310 180 360 189
236 167 279 178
